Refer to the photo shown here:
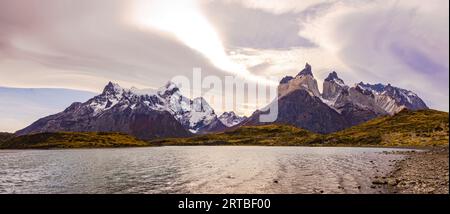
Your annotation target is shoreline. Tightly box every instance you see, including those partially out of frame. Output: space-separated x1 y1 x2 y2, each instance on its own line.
0 145 447 194
0 144 428 150
372 146 449 194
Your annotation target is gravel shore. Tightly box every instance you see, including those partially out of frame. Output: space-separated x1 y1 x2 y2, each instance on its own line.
373 147 449 194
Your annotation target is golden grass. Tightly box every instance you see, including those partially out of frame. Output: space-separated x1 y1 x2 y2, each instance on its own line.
0 132 150 149
325 109 449 147
1 109 448 149
152 124 322 146
153 109 449 147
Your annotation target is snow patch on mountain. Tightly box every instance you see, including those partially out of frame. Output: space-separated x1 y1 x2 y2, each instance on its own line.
86 81 222 133
356 82 428 114
219 111 247 127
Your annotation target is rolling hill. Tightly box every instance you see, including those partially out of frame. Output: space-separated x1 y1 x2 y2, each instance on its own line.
1 109 448 149
153 109 449 147
0 132 150 149
151 124 322 146
324 109 449 147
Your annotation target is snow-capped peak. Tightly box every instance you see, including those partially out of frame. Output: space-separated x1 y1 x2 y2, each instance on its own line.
219 111 247 127
89 82 127 115
86 81 222 133
355 82 428 114
325 71 345 87
356 82 385 95
192 97 214 113
102 81 124 95
157 81 180 97
183 97 217 133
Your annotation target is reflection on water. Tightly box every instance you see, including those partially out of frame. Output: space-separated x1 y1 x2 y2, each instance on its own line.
0 146 408 194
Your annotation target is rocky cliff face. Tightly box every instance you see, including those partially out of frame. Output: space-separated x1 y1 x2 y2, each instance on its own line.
322 71 347 100
356 82 428 114
321 72 387 126
156 82 226 133
278 63 321 98
244 89 349 134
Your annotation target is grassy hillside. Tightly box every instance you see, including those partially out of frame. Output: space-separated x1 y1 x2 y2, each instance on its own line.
152 124 322 146
325 109 449 147
2 109 448 149
0 132 14 143
0 132 151 149
153 109 449 147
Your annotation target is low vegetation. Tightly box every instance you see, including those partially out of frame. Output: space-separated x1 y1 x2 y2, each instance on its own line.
0 132 150 149
152 124 322 146
0 132 14 143
153 109 449 147
1 109 448 149
325 109 449 147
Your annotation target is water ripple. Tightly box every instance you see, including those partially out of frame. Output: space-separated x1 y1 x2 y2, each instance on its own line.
0 146 408 194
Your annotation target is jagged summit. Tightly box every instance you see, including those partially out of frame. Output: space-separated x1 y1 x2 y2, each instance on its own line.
218 111 247 127
325 71 345 86
102 81 123 95
280 76 294 84
357 82 385 93
354 82 427 114
322 71 347 101
280 63 313 85
16 81 227 138
297 63 313 77
325 71 340 82
278 62 321 98
158 81 180 97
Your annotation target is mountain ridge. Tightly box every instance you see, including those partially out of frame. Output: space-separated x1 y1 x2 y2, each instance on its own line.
151 109 448 147
15 62 429 138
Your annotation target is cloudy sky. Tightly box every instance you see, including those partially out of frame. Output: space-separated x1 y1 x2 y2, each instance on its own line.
0 0 448 132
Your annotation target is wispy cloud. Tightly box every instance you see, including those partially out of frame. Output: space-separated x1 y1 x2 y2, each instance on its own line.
217 0 449 110
0 0 448 132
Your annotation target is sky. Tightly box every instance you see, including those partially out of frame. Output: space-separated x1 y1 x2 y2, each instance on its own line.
0 87 95 132
0 0 448 132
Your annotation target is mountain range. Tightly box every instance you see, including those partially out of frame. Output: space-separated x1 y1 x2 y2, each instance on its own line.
15 81 237 139
242 63 428 133
15 63 428 139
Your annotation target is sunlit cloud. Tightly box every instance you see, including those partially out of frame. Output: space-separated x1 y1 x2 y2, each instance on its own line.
223 0 324 14
129 0 277 85
0 0 448 132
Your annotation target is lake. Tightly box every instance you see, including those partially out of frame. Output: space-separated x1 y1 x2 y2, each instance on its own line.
0 146 409 194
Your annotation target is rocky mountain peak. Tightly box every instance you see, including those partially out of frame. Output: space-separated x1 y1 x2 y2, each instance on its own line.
102 81 123 95
16 80 228 139
219 111 247 127
354 82 428 114
356 82 385 94
297 63 313 77
322 71 347 101
158 81 180 97
221 111 237 117
280 76 294 84
325 71 345 86
192 97 214 113
324 71 340 82
278 63 320 98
